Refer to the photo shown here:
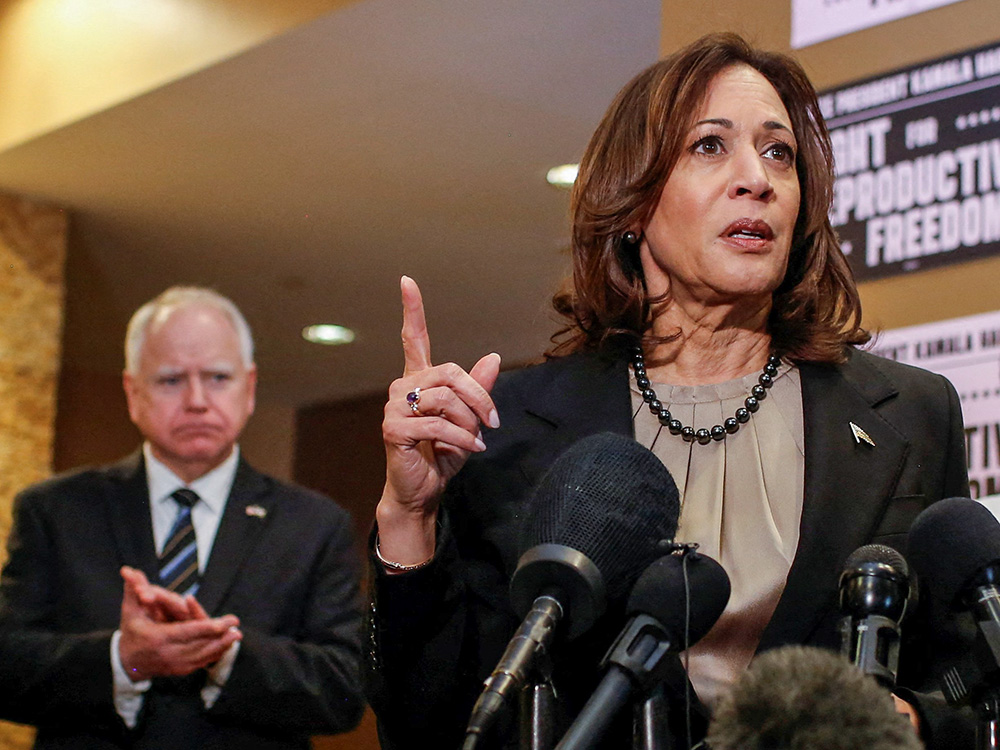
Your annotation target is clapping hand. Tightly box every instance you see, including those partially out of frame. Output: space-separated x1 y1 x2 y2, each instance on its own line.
117 566 242 681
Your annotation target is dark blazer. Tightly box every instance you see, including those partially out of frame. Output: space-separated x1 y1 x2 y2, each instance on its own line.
0 453 364 749
365 348 970 749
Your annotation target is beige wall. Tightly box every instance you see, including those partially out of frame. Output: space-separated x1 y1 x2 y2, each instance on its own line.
0 194 67 749
0 0 361 152
294 394 385 750
661 0 1000 331
242 400 296 482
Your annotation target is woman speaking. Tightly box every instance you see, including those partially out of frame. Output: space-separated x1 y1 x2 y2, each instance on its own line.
365 33 969 749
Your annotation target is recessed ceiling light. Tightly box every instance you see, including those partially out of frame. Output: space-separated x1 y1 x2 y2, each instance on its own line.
302 324 355 346
546 163 579 189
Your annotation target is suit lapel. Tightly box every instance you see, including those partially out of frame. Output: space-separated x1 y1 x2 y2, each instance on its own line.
514 351 633 487
196 459 274 615
758 352 909 651
104 452 160 581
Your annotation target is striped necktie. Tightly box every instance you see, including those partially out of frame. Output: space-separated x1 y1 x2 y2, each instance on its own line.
159 488 201 596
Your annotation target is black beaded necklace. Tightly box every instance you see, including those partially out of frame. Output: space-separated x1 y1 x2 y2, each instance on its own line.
631 345 781 445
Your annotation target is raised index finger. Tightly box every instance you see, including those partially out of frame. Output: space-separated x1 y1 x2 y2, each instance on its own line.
401 275 433 374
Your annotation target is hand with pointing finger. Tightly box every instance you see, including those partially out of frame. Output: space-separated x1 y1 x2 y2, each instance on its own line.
375 276 501 569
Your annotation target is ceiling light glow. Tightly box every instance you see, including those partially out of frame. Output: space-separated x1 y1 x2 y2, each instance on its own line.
302 324 355 346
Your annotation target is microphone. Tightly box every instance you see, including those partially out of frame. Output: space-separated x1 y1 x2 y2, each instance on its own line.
838 544 912 687
555 550 730 750
707 645 922 750
463 432 681 749
906 498 1000 705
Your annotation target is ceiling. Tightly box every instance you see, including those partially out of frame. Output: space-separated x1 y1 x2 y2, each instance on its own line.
0 0 660 408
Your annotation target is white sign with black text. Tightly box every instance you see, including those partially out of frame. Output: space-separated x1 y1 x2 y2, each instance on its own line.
792 0 968 49
821 40 1000 281
871 310 1000 500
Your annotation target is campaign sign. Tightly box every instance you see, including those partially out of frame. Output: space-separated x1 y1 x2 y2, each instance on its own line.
871 309 1000 498
791 0 968 49
821 41 1000 281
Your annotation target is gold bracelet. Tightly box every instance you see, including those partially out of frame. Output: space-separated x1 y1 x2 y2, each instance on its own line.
374 534 434 573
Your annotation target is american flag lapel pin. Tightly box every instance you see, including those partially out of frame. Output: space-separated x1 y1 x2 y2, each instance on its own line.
245 504 267 519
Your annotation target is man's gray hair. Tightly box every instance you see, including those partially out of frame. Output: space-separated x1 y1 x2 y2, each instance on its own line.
124 286 254 374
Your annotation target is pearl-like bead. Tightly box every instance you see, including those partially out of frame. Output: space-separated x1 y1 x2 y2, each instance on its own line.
631 346 778 446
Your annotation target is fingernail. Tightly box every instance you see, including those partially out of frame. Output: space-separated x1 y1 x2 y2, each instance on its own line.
474 437 487 452
488 409 500 429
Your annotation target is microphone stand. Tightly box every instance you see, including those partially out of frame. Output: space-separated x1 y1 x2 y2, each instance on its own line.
940 629 1000 750
520 652 557 750
970 573 1000 749
633 684 673 750
977 687 1000 750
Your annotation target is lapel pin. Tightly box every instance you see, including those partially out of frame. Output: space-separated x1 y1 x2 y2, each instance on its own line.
245 504 267 519
850 422 876 448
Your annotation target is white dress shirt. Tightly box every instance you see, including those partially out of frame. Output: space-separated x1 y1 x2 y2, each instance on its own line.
111 444 242 727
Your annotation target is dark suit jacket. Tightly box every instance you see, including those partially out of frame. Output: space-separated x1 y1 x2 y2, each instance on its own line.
365 348 971 749
0 453 364 749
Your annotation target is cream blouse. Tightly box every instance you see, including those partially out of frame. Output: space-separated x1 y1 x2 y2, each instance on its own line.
629 362 805 707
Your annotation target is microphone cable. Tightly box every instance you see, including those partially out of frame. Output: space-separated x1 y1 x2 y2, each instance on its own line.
553 541 729 750
677 542 698 750
654 540 705 750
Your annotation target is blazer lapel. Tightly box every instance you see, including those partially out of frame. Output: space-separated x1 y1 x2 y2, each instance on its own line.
195 459 274 615
758 352 909 651
104 452 160 581
515 351 633 487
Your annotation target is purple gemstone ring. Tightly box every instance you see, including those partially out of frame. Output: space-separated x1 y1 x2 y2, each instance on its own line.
406 387 421 414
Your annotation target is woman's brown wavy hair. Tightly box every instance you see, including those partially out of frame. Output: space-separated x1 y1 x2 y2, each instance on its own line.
550 32 868 363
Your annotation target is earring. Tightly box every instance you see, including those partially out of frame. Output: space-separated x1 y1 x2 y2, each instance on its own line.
623 231 639 245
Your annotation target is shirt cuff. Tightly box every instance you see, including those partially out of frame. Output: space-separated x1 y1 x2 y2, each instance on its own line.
111 629 151 729
201 640 241 709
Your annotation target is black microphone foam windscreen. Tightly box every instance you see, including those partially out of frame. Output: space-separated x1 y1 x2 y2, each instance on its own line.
627 553 730 646
521 432 680 602
907 498 1000 605
844 544 909 577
